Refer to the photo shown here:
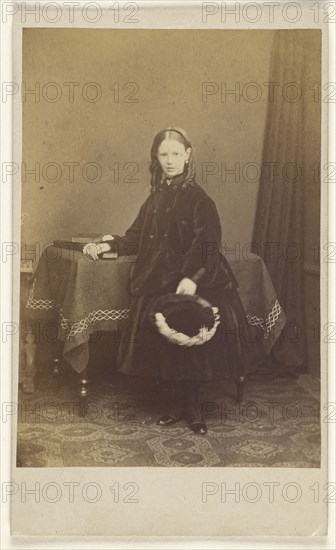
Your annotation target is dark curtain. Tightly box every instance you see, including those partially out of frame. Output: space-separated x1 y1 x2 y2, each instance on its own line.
252 31 319 369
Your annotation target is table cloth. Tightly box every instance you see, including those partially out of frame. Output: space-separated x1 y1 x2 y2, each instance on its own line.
26 245 286 373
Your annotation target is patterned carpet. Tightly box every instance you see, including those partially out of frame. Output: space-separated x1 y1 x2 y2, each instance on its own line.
17 358 321 468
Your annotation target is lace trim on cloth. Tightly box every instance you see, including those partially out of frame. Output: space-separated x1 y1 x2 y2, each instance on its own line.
246 299 282 339
26 278 55 310
26 278 130 339
26 278 281 340
58 309 130 338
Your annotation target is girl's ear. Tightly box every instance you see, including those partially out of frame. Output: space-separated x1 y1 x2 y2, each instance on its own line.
186 147 191 159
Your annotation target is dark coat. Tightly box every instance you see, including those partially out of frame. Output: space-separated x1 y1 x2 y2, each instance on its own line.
106 173 265 380
106 174 239 296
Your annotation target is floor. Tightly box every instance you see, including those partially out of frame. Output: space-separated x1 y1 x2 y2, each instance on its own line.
16 351 321 468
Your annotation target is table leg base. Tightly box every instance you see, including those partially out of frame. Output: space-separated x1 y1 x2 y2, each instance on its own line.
52 357 90 417
235 376 245 403
53 357 63 376
52 357 64 393
79 396 89 418
78 369 90 417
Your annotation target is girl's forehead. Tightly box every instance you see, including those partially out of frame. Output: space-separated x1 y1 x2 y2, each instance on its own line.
158 139 185 150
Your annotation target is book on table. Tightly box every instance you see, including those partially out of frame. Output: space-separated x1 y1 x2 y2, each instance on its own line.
100 251 118 259
71 233 103 243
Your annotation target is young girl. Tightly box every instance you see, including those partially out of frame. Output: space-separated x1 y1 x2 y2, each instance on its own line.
83 127 263 434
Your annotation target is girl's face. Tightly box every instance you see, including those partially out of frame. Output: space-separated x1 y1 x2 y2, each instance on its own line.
157 139 191 178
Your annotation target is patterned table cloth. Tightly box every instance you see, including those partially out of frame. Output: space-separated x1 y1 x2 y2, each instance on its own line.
26 245 286 373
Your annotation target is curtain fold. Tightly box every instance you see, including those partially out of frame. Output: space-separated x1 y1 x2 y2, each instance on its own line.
253 31 314 369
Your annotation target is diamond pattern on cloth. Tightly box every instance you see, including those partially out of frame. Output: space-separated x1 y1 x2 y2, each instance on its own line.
26 277 130 340
246 299 282 339
59 308 130 339
26 278 55 310
27 276 282 341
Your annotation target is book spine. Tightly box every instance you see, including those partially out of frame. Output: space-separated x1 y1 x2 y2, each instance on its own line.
71 236 102 243
101 253 118 259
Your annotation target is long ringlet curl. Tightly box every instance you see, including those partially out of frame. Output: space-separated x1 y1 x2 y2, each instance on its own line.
149 127 196 192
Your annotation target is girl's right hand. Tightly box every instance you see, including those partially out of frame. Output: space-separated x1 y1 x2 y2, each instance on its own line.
83 242 111 260
83 242 101 260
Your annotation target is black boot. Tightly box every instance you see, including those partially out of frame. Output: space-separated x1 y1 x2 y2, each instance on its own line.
182 379 207 435
156 380 183 426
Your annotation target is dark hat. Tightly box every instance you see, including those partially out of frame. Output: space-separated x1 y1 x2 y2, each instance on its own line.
149 293 220 347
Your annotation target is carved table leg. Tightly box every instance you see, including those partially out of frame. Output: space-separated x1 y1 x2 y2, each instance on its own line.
52 357 63 391
51 335 66 388
78 367 90 417
235 376 245 403
53 357 63 375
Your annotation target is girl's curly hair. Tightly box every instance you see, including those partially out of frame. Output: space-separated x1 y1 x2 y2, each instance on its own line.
149 127 196 192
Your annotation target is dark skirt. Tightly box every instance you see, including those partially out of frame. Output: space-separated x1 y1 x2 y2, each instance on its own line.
116 282 266 381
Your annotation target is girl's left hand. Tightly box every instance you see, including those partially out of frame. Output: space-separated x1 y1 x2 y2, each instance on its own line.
176 277 197 295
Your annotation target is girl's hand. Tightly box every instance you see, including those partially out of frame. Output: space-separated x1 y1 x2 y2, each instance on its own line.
176 277 197 295
83 242 110 260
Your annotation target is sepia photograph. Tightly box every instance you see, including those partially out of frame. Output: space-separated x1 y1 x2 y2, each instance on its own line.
4 0 333 540
17 27 321 469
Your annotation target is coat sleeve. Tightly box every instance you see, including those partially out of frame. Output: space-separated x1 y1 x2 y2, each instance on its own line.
104 196 149 256
180 196 224 285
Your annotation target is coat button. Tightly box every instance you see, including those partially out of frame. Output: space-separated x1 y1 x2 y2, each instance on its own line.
163 233 168 238
153 209 157 214
149 234 154 239
166 207 171 213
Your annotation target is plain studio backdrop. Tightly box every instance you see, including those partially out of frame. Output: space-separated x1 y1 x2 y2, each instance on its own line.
22 29 300 248
21 29 321 373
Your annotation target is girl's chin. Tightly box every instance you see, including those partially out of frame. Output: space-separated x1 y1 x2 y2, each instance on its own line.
164 170 181 177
